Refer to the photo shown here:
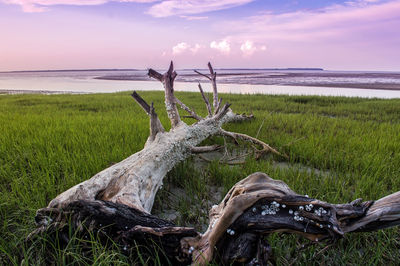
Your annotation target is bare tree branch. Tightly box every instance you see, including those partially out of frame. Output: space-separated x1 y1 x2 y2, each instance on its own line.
214 103 232 121
148 61 181 128
220 129 288 159
198 154 247 165
191 144 222 154
194 70 212 80
148 69 163 82
207 62 219 111
175 97 202 121
131 91 151 114
149 102 165 140
198 83 212 117
229 113 254 122
167 61 175 77
131 91 164 141
164 62 181 127
182 115 196 119
194 63 218 111
213 98 223 115
207 62 215 77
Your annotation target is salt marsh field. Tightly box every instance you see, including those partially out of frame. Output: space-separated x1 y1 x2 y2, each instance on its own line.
1 91 400 264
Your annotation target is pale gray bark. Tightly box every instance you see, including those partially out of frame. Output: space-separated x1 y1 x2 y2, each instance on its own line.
47 62 259 213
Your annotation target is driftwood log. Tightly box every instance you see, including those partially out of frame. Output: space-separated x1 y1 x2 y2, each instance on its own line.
30 62 400 265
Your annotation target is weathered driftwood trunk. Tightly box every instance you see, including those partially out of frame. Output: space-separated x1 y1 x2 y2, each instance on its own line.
49 110 239 212
31 62 400 265
46 62 263 213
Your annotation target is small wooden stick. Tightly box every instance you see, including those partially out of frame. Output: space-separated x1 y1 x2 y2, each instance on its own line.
213 98 223 115
149 102 165 140
207 62 219 111
194 63 219 112
191 145 222 154
220 129 288 159
198 83 212 117
194 70 212 80
148 69 163 81
215 103 231 121
131 91 151 114
131 91 164 140
175 97 202 121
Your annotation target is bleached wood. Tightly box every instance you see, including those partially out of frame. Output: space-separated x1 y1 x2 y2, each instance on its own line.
47 62 261 213
49 112 248 213
175 97 202 121
197 83 212 117
191 144 221 153
213 98 223 115
194 70 211 80
131 91 164 142
156 61 181 128
207 62 219 111
214 103 231 121
220 129 287 159
194 62 219 111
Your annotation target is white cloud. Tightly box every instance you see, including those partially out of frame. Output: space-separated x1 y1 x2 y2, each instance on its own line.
240 40 256 56
239 41 266 56
172 42 202 54
147 0 254 18
210 40 230 54
172 42 190 55
180 15 208 20
1 0 157 12
190 43 202 53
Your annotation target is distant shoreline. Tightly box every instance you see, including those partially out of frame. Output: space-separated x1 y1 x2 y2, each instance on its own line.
0 68 324 74
1 70 400 96
0 89 85 95
94 71 400 91
292 83 400 91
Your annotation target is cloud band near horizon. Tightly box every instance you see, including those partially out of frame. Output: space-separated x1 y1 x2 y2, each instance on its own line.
1 0 255 15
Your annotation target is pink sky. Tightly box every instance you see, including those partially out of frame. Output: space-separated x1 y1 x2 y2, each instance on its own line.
0 0 399 71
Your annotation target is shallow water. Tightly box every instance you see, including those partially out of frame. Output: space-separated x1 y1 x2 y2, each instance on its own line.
1 69 400 98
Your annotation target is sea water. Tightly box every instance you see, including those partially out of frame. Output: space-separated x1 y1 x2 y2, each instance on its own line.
1 69 400 98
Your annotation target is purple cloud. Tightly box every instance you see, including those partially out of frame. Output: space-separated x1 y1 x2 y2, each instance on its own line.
1 0 254 14
147 0 254 17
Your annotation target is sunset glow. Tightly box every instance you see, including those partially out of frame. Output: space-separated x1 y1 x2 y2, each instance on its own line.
1 0 399 71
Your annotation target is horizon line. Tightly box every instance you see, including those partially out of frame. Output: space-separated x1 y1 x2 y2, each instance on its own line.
2 67 358 74
3 67 400 74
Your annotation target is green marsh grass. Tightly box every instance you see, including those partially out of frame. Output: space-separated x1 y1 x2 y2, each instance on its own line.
1 91 400 264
